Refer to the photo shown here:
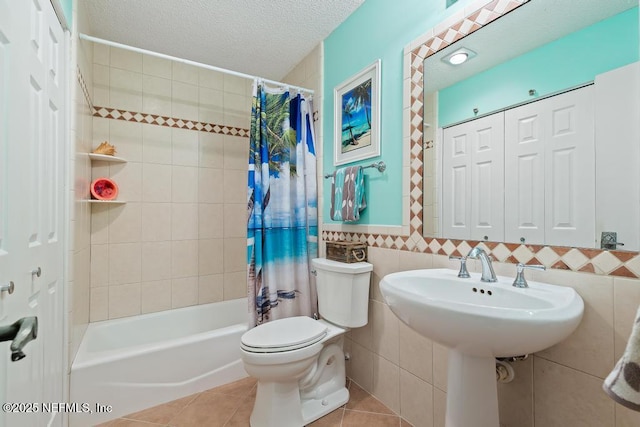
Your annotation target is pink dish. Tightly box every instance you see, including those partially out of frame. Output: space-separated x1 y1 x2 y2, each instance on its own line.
90 178 119 200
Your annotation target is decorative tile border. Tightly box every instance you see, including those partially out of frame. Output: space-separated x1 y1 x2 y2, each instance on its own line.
76 68 250 138
76 66 94 111
323 0 640 280
92 106 250 137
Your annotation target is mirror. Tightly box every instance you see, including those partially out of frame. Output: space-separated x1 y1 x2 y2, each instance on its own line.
422 0 639 250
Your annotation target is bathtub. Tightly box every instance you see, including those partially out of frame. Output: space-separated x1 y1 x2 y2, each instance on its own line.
69 298 249 427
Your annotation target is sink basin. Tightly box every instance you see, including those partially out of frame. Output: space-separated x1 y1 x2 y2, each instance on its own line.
380 268 584 427
380 268 583 357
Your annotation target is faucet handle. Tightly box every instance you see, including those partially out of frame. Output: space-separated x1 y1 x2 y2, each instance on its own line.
513 263 546 288
449 255 470 278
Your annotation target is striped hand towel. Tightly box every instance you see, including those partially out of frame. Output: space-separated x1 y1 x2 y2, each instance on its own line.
330 166 366 222
603 305 640 412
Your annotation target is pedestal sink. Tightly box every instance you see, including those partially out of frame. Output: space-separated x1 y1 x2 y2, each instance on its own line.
380 268 584 427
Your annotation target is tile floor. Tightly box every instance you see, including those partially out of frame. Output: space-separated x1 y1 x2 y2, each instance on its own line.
96 377 411 427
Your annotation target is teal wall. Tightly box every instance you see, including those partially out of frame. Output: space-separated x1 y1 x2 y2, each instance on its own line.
323 0 475 226
60 0 73 28
439 8 639 126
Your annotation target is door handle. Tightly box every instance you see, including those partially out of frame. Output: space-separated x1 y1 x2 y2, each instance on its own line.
0 317 38 361
0 281 14 295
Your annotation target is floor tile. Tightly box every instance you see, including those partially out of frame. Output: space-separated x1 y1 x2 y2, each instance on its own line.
99 376 408 427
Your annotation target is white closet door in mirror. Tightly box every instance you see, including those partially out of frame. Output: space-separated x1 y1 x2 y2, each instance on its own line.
442 113 504 241
505 86 595 247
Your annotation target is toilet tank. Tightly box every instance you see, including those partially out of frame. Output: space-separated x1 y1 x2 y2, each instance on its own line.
311 258 373 328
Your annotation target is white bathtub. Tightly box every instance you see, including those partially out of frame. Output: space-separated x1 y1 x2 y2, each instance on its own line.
69 298 249 426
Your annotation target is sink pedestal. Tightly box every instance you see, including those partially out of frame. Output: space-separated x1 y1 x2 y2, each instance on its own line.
446 350 499 427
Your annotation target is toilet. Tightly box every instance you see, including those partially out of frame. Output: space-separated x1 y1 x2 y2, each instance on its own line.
240 257 373 427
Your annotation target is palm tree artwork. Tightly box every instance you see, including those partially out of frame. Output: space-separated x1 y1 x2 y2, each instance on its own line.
340 78 373 152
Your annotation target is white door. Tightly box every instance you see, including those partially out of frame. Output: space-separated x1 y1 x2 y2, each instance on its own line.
505 103 546 245
505 87 595 247
442 113 504 241
0 0 66 426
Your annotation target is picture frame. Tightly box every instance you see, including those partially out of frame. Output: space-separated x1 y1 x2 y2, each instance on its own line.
333 59 381 166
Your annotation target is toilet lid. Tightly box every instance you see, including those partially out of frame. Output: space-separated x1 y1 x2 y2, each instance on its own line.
241 316 327 353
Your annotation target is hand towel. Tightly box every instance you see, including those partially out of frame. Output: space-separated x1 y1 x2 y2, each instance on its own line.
603 305 640 411
330 166 366 222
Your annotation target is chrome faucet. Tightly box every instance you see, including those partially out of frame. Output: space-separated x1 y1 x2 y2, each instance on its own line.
0 317 38 361
467 246 497 282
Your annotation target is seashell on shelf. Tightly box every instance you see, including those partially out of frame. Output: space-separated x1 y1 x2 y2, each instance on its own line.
92 141 117 156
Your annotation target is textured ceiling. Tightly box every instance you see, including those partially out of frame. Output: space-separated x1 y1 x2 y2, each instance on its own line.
84 0 365 80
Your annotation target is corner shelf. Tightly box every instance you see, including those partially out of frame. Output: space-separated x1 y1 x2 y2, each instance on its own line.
86 199 126 204
88 151 127 204
88 153 127 163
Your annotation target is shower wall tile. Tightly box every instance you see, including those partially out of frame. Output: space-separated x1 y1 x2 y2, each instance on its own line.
109 68 143 112
171 203 199 240
172 81 199 119
224 238 247 273
223 170 248 203
199 239 224 276
198 274 224 304
172 62 199 85
142 124 172 165
142 163 172 202
199 133 225 168
110 162 142 202
198 168 224 203
141 202 172 242
90 286 109 322
109 283 142 319
199 204 224 239
224 74 248 96
171 166 199 203
90 244 109 287
108 203 142 244
141 280 172 314
141 242 172 282
223 271 247 300
143 54 172 79
199 68 224 90
223 204 245 238
110 48 142 73
171 240 199 278
171 277 199 309
108 242 142 285
142 74 172 116
109 120 143 162
88 42 259 322
223 135 249 170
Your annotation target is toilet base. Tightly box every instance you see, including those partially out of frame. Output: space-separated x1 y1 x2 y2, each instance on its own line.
248 382 348 427
301 386 349 425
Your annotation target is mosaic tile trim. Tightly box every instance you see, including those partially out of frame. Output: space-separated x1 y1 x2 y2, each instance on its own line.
322 231 640 279
76 67 94 111
323 0 640 280
92 106 250 137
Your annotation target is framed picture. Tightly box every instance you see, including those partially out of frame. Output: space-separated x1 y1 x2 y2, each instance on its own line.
333 59 381 166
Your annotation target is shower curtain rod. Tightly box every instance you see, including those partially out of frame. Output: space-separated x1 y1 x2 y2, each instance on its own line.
79 34 315 95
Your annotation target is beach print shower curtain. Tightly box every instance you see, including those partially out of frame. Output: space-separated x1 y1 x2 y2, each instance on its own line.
247 82 318 327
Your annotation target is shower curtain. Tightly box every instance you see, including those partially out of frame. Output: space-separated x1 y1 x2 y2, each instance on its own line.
247 82 318 327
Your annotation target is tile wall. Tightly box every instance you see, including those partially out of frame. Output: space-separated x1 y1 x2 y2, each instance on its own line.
88 44 252 320
343 247 640 426
282 44 324 229
323 0 640 425
68 0 94 366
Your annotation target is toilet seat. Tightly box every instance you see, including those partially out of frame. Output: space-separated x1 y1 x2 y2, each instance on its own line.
241 316 327 353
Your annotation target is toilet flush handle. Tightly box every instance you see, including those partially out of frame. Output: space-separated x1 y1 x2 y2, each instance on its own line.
310 270 317 276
